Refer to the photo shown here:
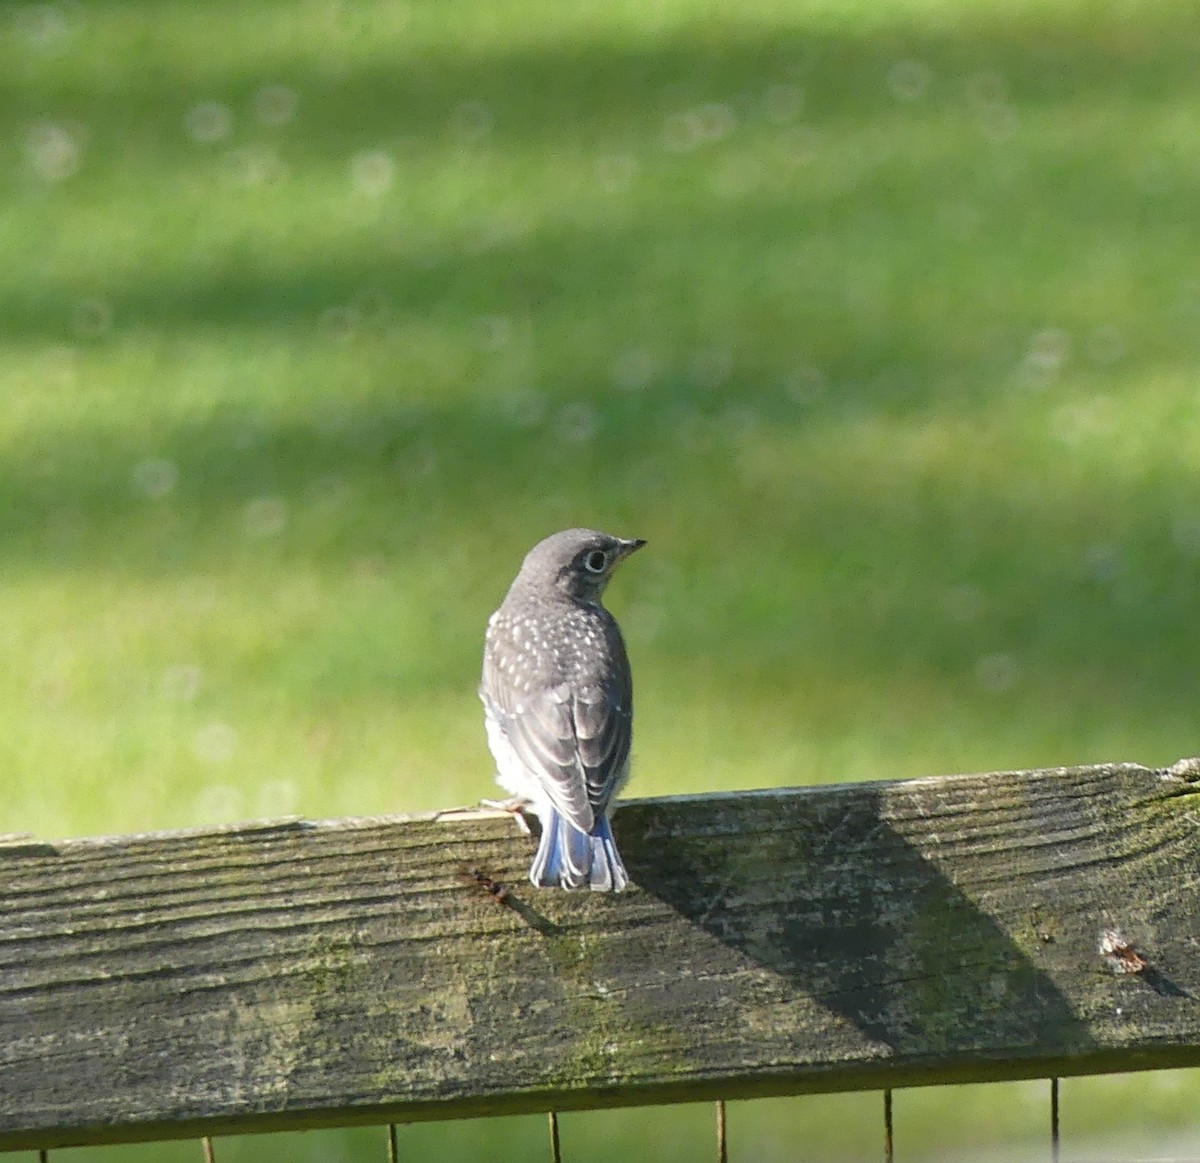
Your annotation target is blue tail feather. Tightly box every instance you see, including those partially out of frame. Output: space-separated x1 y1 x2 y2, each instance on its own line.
530 809 629 892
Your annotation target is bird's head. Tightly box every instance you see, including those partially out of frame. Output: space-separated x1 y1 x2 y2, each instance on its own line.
519 528 645 603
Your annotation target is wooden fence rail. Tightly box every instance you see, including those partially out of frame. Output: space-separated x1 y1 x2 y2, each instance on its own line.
3 760 1200 1152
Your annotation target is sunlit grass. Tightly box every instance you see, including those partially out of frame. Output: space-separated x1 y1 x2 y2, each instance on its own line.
4 0 1200 1158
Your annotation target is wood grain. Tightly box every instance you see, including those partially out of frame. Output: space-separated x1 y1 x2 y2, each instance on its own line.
3 761 1200 1151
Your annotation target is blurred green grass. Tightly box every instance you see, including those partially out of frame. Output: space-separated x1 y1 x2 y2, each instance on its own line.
4 0 1200 1158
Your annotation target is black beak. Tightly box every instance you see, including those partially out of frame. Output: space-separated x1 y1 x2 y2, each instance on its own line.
620 537 647 556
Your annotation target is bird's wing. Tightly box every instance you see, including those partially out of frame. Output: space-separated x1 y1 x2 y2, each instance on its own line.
481 648 595 833
482 662 632 836
573 669 632 815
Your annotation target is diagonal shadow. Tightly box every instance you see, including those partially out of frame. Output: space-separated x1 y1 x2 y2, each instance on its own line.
621 785 1095 1061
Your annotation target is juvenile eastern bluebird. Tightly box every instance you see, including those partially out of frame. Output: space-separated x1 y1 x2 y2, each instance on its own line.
481 528 645 891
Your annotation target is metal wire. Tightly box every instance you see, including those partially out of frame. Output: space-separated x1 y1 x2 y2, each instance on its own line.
22 1071 1105 1163
1051 1077 1060 1162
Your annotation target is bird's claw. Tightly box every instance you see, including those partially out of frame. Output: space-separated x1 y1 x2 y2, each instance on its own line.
479 797 534 834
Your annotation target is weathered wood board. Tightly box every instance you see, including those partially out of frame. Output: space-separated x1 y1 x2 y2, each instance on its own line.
2 761 1200 1151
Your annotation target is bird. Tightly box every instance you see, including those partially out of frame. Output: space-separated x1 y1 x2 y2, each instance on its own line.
480 528 645 891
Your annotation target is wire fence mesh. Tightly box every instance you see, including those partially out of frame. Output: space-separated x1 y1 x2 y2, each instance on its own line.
27 1074 1199 1163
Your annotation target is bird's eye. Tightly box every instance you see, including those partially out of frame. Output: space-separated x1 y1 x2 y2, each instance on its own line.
583 549 608 573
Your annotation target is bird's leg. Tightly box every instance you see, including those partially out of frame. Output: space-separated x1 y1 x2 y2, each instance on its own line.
479 795 534 834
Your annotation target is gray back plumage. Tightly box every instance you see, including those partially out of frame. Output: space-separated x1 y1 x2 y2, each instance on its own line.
480 529 640 835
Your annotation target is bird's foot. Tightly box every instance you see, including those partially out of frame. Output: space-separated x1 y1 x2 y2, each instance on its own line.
479 797 534 834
